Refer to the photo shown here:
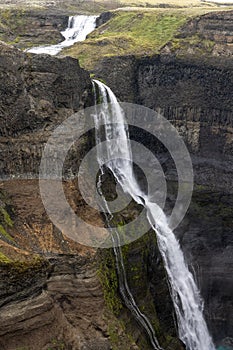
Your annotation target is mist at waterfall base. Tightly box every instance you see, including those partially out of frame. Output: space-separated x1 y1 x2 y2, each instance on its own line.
92 80 216 350
27 15 97 55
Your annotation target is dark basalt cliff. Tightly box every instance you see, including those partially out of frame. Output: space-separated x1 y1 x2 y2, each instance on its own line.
0 9 68 49
94 10 233 346
0 8 232 349
0 255 111 350
0 42 183 349
0 41 92 176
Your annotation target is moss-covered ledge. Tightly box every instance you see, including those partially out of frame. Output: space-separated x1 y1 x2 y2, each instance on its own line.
97 230 185 350
0 254 49 308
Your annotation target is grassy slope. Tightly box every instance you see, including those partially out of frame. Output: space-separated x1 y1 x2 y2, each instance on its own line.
62 6 224 70
62 11 188 69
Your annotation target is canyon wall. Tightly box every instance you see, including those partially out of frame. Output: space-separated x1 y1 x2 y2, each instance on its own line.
0 41 183 349
0 9 68 49
0 41 93 176
94 10 233 345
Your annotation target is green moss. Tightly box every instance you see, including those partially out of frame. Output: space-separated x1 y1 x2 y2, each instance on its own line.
0 192 14 241
0 251 12 264
170 33 215 56
98 248 123 315
8 255 46 273
0 224 13 241
63 10 189 69
1 207 13 227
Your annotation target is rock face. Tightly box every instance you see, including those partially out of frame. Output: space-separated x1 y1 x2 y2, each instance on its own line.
94 10 233 346
0 41 93 177
0 42 184 349
0 255 111 350
0 41 115 350
95 11 115 28
166 10 233 58
0 9 68 49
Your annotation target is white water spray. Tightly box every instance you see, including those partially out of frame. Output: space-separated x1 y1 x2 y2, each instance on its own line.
93 79 216 350
27 15 97 55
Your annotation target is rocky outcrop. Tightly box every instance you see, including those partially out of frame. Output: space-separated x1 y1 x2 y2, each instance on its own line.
0 9 68 49
0 41 93 177
95 11 115 28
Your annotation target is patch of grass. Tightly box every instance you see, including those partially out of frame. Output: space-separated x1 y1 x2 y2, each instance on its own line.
63 11 189 69
0 224 13 241
46 338 65 350
63 7 222 69
170 33 215 56
118 0 217 6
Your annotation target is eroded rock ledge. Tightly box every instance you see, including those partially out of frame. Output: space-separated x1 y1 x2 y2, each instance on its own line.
0 42 184 349
0 255 111 350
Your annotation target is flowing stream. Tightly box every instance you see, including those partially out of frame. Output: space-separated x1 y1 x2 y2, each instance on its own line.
27 15 97 55
93 79 216 350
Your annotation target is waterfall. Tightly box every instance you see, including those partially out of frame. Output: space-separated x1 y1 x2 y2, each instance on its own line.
93 79 216 350
27 15 97 55
93 80 163 350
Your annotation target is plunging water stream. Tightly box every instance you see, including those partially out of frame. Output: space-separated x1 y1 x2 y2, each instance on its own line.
27 15 97 55
93 79 216 350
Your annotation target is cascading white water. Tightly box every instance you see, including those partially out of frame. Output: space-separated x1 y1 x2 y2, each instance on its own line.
93 80 163 350
27 15 97 55
93 79 216 350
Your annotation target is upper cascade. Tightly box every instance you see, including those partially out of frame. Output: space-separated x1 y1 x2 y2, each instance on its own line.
27 15 97 55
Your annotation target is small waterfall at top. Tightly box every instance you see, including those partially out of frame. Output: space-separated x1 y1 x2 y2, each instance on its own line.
27 15 97 55
92 79 216 350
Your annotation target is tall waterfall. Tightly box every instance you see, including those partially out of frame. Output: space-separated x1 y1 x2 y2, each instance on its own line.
93 79 216 350
93 80 163 350
27 15 97 55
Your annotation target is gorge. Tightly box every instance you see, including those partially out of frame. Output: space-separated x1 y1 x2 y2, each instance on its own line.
0 4 232 350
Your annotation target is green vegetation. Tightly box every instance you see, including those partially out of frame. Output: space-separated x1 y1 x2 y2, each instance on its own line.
63 4 227 70
97 223 181 348
118 0 219 7
0 190 14 242
190 185 233 224
7 255 47 273
0 8 26 32
0 224 13 241
0 207 13 227
0 251 12 264
47 338 65 350
63 10 190 69
170 33 215 57
98 248 123 315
